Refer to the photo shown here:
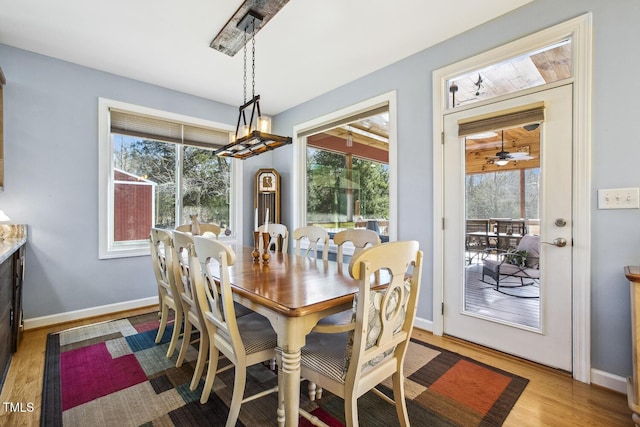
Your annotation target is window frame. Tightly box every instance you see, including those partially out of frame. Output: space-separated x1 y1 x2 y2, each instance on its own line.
98 98 243 259
292 91 398 255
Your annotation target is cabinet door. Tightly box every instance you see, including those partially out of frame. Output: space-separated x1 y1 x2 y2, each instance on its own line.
12 246 24 352
0 257 12 387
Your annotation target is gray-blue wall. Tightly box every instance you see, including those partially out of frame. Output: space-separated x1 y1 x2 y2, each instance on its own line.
1 0 638 380
269 0 640 379
0 44 238 318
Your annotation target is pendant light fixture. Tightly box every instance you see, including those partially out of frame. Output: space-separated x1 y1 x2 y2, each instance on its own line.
214 9 292 159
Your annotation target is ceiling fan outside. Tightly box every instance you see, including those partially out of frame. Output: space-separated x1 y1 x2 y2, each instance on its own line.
487 130 534 165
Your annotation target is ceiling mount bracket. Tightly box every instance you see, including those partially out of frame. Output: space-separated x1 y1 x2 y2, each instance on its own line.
237 9 263 33
210 0 291 57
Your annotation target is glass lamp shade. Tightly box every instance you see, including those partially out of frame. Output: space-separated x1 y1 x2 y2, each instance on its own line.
495 159 509 166
257 116 272 133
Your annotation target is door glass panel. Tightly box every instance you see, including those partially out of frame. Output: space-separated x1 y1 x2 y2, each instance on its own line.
447 39 572 109
463 126 541 329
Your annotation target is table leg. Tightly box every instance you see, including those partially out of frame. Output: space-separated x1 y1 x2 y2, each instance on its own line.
281 347 302 427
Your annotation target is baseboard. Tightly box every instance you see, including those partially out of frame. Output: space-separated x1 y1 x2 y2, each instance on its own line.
591 368 628 395
23 296 159 330
413 316 433 332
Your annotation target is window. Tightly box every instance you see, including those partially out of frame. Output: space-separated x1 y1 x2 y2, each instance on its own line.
447 39 572 108
306 142 390 239
293 92 397 251
99 99 242 259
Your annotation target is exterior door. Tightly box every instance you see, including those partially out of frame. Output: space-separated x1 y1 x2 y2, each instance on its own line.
442 84 573 371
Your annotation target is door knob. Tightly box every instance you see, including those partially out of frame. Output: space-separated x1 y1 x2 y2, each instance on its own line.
543 237 567 247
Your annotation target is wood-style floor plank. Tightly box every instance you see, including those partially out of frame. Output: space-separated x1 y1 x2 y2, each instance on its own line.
0 306 633 426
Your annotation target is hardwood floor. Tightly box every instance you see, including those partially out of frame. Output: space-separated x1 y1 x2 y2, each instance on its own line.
0 306 633 426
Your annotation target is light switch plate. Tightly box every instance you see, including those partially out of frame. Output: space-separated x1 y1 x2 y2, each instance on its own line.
597 187 640 209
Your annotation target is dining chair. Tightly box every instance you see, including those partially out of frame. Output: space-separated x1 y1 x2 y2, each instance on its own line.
258 223 289 253
292 225 329 261
191 236 279 425
171 230 210 390
149 228 183 358
298 241 423 427
312 228 381 335
333 228 381 264
176 222 221 238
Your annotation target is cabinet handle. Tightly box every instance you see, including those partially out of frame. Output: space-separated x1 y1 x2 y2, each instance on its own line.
9 307 13 327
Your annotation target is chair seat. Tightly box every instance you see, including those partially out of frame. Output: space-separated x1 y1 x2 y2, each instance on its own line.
313 310 353 333
212 311 277 355
233 301 254 318
301 332 348 384
483 259 540 279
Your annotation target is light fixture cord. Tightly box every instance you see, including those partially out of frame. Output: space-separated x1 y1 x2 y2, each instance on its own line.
243 25 247 104
251 18 256 99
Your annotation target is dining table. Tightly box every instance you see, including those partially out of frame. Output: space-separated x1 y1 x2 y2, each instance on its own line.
219 244 359 427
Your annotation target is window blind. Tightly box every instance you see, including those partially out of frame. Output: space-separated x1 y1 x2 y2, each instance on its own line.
298 105 389 138
458 105 545 137
110 109 229 150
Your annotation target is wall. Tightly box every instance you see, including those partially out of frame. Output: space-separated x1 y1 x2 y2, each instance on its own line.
271 0 640 379
1 0 639 381
0 45 237 319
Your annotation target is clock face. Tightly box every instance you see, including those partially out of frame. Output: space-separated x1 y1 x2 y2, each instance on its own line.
259 171 277 192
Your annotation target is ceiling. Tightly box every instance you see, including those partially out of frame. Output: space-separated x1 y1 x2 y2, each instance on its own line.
0 0 533 115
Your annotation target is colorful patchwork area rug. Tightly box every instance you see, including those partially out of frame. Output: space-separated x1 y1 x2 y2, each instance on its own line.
41 312 528 426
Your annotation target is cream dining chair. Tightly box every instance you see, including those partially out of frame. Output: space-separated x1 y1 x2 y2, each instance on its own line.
191 236 279 426
257 223 288 253
171 230 210 390
176 222 221 238
292 225 329 261
149 228 183 358
334 228 381 264
298 241 423 427
312 228 382 336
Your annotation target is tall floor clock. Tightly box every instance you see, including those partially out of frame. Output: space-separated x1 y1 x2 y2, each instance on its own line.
254 168 281 227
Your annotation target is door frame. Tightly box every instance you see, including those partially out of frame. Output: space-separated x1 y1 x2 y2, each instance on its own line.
432 14 593 382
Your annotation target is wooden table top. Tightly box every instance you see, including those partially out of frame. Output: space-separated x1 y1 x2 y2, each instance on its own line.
223 245 359 318
625 266 640 282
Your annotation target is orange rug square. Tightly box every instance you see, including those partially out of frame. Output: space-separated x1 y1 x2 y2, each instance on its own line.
429 359 511 415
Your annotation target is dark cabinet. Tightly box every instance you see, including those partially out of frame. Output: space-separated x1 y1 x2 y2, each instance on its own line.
0 241 26 392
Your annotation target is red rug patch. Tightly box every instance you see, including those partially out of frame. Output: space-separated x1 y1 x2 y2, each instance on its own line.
60 342 148 410
299 407 344 427
429 359 511 415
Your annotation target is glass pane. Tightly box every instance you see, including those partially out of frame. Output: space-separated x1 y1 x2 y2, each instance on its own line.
448 39 571 108
463 127 540 329
182 146 231 234
306 148 390 236
113 134 176 242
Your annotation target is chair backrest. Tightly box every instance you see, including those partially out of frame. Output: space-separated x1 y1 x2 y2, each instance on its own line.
176 222 221 238
150 228 178 299
191 236 243 355
171 231 202 320
516 234 540 268
257 223 288 253
292 225 329 261
333 228 381 263
344 241 423 382
465 219 489 251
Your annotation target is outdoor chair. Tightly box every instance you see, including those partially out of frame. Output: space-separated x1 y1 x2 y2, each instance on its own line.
482 234 540 298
